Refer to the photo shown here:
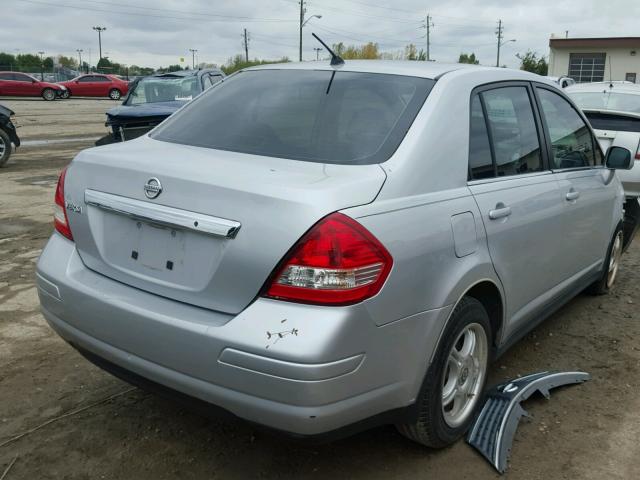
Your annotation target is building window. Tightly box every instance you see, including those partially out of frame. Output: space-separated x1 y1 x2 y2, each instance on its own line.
626 73 637 83
568 53 606 83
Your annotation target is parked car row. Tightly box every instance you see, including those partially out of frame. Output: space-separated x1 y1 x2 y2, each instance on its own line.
37 60 637 448
0 72 129 100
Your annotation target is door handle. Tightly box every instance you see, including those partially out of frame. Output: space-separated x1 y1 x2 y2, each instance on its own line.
566 190 580 201
488 204 512 220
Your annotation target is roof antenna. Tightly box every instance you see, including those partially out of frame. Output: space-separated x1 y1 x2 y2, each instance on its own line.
608 55 613 89
312 33 344 66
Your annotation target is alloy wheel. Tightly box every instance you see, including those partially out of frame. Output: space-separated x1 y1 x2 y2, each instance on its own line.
606 231 623 289
441 322 488 428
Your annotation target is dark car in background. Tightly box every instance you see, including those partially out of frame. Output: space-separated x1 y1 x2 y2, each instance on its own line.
96 69 224 145
58 74 130 100
0 72 66 101
0 104 21 167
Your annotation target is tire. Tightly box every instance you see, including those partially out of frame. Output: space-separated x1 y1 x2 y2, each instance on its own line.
586 225 624 295
0 128 11 167
109 88 121 100
60 90 70 99
42 88 56 101
396 297 491 448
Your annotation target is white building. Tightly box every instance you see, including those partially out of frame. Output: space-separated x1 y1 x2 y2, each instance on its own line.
548 36 640 83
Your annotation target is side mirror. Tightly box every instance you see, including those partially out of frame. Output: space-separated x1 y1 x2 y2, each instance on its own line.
605 146 634 170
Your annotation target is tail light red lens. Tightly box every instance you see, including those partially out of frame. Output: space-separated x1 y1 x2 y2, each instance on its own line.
54 167 73 241
263 212 393 306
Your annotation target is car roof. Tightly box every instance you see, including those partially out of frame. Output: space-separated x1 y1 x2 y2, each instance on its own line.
243 60 544 81
154 68 223 78
566 81 640 95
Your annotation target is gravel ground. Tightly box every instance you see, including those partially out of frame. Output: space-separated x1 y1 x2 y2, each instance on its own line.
0 98 639 479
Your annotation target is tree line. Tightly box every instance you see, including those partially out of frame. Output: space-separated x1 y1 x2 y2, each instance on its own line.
0 47 549 77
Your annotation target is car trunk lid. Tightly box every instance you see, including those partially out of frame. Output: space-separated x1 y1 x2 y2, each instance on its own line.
64 136 386 314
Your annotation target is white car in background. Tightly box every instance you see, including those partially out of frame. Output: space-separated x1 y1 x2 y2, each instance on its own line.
566 81 640 249
546 76 576 88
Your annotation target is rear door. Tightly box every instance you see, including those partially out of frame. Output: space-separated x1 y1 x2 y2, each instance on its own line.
93 75 111 96
73 75 93 95
0 73 16 95
468 82 566 335
534 85 615 277
13 73 38 96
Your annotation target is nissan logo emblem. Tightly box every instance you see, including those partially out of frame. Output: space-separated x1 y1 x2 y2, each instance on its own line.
144 177 162 199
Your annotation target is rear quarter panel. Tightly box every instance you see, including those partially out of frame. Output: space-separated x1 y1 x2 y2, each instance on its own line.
344 188 502 328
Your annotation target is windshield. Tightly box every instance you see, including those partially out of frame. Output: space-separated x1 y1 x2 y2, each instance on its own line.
125 76 200 105
152 70 434 165
568 91 640 114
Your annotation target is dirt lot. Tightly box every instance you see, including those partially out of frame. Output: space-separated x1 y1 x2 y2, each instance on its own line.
0 98 639 480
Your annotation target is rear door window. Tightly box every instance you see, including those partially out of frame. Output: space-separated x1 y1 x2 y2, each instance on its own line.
482 87 543 177
469 85 544 180
14 73 33 82
537 88 598 168
152 70 434 165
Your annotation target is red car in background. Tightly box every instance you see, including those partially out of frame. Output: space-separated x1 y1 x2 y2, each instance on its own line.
58 74 129 100
0 71 66 101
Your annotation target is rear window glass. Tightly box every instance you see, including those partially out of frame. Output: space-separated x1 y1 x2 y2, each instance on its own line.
584 111 640 133
569 91 640 114
152 70 434 165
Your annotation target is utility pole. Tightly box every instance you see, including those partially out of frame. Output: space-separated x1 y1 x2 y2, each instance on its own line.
313 47 322 60
76 49 83 74
189 49 197 69
299 0 305 62
38 51 44 80
496 19 503 67
243 29 250 62
92 26 106 60
425 14 433 61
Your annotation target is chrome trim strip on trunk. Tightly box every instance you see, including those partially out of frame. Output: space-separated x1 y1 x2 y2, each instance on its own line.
84 189 241 239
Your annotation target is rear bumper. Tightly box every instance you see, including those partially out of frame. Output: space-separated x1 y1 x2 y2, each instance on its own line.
36 233 451 436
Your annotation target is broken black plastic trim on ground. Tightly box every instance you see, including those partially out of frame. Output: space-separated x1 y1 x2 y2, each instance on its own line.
466 371 590 474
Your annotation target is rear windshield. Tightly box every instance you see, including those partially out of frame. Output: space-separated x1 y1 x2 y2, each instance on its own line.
569 91 640 114
125 76 199 105
151 70 434 165
584 111 640 132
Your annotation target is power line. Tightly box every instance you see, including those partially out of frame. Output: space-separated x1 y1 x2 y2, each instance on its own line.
280 0 421 24
337 0 420 15
15 0 296 23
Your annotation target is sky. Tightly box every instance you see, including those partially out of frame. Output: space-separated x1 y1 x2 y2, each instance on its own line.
1 0 639 69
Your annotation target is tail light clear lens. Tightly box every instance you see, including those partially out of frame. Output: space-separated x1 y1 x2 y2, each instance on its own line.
54 167 73 241
263 212 392 306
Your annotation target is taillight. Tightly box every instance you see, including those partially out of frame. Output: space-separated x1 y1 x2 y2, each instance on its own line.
263 212 392 306
54 167 73 241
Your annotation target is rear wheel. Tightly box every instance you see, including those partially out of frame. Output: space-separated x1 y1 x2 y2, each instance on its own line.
109 88 121 100
0 128 12 167
587 226 624 295
42 88 56 101
396 297 491 447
